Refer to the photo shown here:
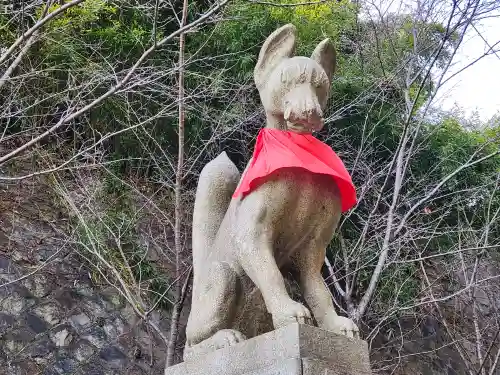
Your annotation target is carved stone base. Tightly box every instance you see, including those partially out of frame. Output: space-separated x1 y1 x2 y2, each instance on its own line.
165 323 372 375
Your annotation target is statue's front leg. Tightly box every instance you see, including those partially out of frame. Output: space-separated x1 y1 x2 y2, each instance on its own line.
237 230 312 329
295 244 359 339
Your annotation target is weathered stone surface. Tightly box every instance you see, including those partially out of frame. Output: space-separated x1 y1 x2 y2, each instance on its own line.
50 325 74 347
54 288 82 310
245 359 302 375
302 358 365 375
82 326 108 348
8 359 40 375
73 339 96 362
100 287 126 310
3 327 36 354
1 293 31 315
83 299 108 318
125 366 150 375
75 282 96 298
232 277 274 339
25 311 49 334
69 312 92 331
100 345 128 368
21 273 52 298
0 254 13 270
33 302 62 326
30 335 56 359
102 316 125 340
0 312 15 334
75 362 106 375
165 323 371 375
0 346 7 361
233 276 301 339
53 353 78 374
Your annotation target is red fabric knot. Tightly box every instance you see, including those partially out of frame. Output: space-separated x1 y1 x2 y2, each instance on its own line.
232 128 357 212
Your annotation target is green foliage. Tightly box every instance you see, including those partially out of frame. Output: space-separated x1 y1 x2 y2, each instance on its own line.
0 14 16 46
268 0 357 56
187 2 278 81
42 0 117 28
38 0 153 69
187 0 358 82
417 117 500 199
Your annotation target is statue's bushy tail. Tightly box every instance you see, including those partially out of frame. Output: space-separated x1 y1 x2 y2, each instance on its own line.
191 152 240 285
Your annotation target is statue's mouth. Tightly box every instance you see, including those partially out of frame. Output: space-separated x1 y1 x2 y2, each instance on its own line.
283 106 324 133
286 118 324 133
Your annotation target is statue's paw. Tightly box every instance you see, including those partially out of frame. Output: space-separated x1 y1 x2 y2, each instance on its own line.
183 329 246 361
271 299 312 328
322 315 360 339
210 329 246 349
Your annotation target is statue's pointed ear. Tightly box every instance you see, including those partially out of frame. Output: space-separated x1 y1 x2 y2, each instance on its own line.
311 38 336 83
254 24 296 89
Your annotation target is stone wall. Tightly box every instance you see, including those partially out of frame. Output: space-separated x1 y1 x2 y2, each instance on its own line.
0 175 169 375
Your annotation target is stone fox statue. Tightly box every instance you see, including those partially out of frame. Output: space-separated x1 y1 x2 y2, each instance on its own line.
184 24 359 359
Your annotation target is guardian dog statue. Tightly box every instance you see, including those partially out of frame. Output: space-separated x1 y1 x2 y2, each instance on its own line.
184 24 359 360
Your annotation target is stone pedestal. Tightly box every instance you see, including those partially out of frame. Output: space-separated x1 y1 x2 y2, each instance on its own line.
165 323 372 375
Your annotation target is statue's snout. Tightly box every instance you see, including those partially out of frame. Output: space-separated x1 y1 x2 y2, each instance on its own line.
283 87 324 132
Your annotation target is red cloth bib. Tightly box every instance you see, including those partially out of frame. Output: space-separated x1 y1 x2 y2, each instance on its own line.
232 128 357 212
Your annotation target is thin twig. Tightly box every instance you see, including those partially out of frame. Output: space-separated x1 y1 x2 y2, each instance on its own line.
166 0 190 367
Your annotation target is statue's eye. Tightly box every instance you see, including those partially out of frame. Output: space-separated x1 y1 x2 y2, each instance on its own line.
313 71 328 88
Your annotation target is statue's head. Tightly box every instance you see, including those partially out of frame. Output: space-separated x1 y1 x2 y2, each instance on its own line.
254 24 336 133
